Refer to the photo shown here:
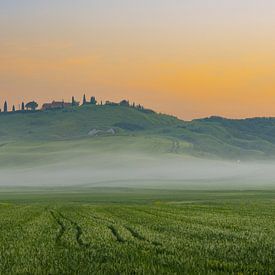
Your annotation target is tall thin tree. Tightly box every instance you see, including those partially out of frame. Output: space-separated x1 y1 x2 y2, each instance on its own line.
4 101 8 112
72 96 76 107
12 105 15 112
21 102 25 111
82 94 87 105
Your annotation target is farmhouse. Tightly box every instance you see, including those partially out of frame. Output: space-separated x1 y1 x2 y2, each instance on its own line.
42 101 75 110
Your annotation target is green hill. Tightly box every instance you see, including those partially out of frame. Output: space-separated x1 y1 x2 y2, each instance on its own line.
1 105 275 159
0 105 180 141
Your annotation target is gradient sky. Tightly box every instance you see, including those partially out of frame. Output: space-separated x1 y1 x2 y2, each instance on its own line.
1 0 275 119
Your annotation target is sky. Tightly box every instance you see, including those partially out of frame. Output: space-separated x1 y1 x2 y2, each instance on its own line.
1 0 275 119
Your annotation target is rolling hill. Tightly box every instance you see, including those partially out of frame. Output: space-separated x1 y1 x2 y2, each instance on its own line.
1 104 275 159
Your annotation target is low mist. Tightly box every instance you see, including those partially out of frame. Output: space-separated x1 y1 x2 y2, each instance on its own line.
1 151 275 190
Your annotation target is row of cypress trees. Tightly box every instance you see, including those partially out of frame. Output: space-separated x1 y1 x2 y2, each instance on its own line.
1 94 145 113
78 94 97 106
0 101 13 113
1 95 96 113
1 101 38 113
1 95 97 113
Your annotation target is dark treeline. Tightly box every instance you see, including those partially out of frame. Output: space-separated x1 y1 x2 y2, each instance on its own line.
0 100 38 113
0 94 154 114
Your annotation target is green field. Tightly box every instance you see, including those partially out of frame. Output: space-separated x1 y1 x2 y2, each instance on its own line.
0 188 274 274
2 104 275 159
1 106 275 273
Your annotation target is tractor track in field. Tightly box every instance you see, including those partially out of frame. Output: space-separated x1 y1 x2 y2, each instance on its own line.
99 208 165 247
125 226 146 241
91 214 146 244
90 210 162 247
125 226 162 246
108 225 126 243
124 225 161 246
90 214 126 243
77 213 124 244
50 211 66 246
58 212 88 248
50 210 88 248
80 211 163 247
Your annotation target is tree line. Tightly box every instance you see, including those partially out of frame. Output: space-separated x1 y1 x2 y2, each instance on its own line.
0 101 38 113
0 94 149 113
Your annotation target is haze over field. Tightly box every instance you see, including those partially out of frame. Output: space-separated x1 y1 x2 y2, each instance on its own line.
0 1 275 188
2 152 275 189
0 106 275 189
1 2 275 274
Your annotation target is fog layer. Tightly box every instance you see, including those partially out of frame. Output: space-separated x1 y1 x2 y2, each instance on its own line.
1 152 275 189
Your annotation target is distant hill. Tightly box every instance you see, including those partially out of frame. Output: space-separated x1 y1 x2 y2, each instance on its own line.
1 105 275 159
179 116 275 159
0 105 180 140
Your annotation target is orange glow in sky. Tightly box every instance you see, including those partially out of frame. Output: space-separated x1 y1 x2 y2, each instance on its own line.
1 1 275 119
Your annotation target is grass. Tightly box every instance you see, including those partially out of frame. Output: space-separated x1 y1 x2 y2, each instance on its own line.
0 105 180 142
0 135 191 170
0 188 274 274
2 104 275 159
1 105 275 273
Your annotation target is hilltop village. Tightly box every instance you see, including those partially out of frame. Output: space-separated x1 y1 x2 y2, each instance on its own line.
0 95 152 114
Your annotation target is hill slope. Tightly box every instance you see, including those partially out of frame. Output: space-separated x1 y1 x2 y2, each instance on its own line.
1 105 275 159
0 105 180 141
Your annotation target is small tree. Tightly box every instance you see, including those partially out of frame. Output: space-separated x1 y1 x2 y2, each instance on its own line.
120 100 130 107
12 105 15 112
25 101 38 111
21 102 25 111
4 101 8 112
82 94 87 105
90 96 97 105
72 96 76 107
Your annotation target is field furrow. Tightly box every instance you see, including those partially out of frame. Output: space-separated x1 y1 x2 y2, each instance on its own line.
0 194 274 274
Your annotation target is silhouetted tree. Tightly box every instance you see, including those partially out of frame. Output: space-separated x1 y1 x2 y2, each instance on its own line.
82 94 87 105
100 100 103 106
12 105 15 112
72 96 76 107
21 102 25 111
25 101 38 111
120 100 130 107
4 101 8 113
90 96 97 105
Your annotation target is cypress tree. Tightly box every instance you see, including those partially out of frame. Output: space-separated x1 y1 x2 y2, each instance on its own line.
72 96 76 107
21 102 25 111
90 96 97 105
4 101 7 112
82 94 87 105
12 105 15 112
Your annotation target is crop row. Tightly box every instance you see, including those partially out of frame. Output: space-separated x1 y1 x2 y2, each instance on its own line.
0 202 274 274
